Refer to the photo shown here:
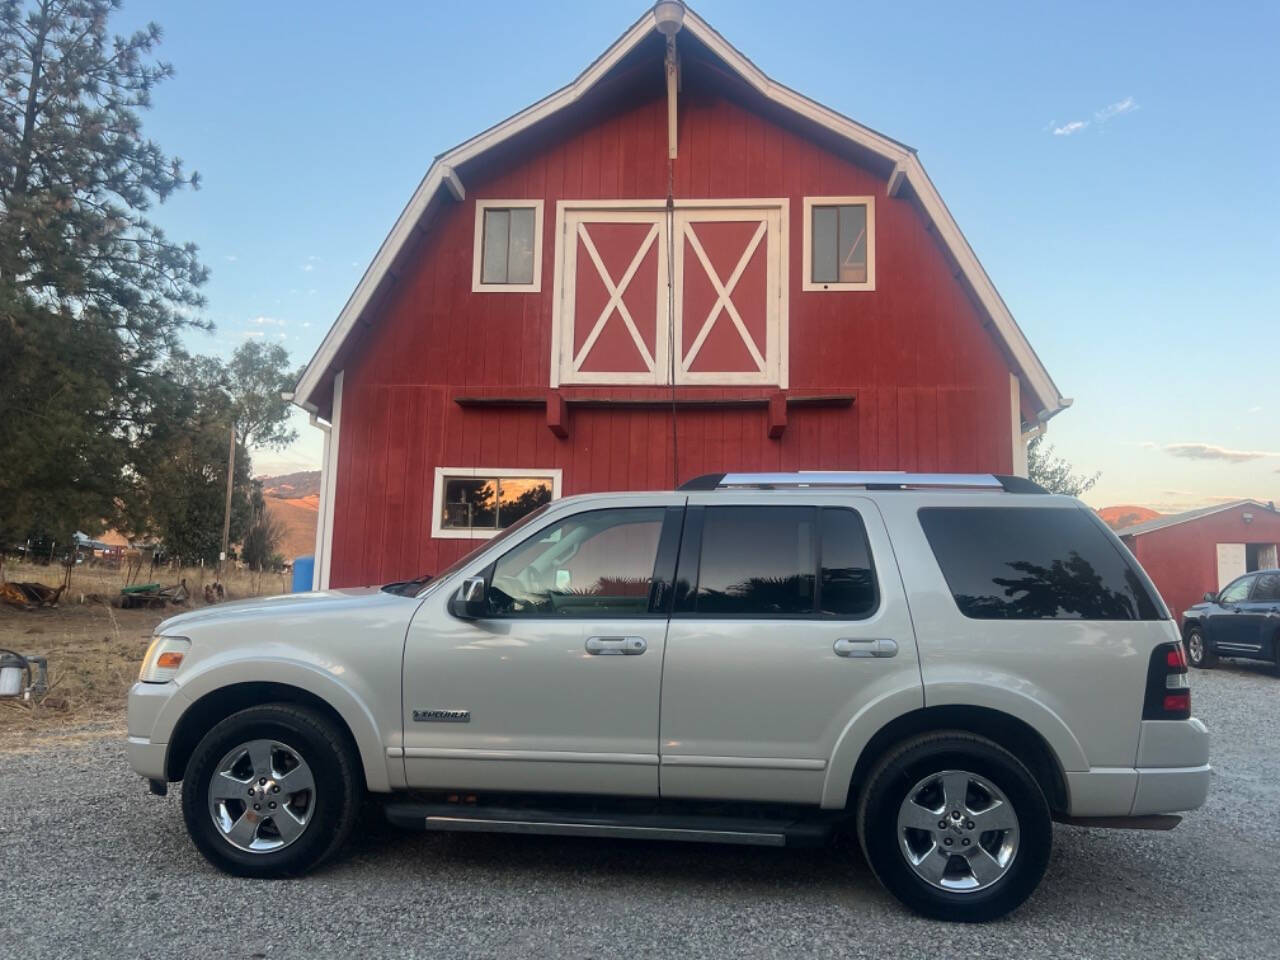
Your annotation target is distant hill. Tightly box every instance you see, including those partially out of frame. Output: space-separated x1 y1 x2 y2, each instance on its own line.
259 471 321 560
1098 505 1162 530
261 470 321 500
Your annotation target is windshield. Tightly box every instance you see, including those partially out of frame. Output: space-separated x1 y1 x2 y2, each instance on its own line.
379 502 553 596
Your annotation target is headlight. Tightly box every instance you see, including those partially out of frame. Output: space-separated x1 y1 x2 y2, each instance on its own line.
139 636 190 683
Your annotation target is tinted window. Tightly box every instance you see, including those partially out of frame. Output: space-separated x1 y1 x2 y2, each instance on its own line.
686 506 879 618
919 507 1162 621
488 508 664 617
695 507 817 615
820 508 878 617
1220 576 1253 604
1254 573 1280 603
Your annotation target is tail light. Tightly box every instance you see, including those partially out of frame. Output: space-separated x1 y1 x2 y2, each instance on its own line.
1143 641 1191 720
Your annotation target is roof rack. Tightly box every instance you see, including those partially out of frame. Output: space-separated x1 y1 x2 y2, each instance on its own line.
678 472 1049 494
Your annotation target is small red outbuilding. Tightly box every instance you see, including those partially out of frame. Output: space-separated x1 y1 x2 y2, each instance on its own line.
1120 500 1280 619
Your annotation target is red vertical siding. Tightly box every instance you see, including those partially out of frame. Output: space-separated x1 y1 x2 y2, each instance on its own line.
327 86 1022 587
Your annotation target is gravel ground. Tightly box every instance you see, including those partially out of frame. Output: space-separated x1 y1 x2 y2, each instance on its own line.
2 661 1277 960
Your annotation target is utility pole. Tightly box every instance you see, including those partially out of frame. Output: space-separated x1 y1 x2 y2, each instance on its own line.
220 422 236 578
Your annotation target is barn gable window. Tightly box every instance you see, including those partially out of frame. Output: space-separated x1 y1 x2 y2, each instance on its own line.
802 196 875 292
472 200 545 292
431 467 561 539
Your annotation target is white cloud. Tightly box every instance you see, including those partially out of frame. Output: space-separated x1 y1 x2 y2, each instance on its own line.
239 330 265 339
1248 405 1262 413
1164 442 1280 463
1139 441 1157 449
301 321 311 328
1095 96 1138 122
224 254 238 262
302 263 315 272
251 315 284 326
1050 97 1137 138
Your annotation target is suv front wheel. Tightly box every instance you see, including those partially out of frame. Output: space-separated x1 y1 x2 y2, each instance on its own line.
181 703 362 877
856 731 1051 922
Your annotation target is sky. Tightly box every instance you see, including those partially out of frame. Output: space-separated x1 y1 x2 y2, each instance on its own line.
113 0 1280 513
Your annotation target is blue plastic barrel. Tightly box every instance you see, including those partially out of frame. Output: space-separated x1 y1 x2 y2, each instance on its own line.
292 555 316 593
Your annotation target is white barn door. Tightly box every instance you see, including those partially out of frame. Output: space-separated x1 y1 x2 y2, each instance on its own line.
552 201 788 387
555 210 668 385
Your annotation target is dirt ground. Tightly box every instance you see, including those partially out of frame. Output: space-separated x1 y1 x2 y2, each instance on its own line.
0 561 287 739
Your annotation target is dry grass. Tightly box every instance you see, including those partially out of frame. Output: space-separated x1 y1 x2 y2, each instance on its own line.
0 560 290 742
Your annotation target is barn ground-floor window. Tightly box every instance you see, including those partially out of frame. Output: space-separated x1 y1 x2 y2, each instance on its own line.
431 467 562 538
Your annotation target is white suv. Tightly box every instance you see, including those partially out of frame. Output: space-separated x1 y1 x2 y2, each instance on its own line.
127 472 1210 922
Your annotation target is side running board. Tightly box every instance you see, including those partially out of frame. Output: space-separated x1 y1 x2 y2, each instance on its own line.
383 802 838 848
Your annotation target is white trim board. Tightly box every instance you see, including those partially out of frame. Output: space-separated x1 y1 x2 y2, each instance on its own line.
317 370 343 589
293 5 1065 421
431 467 563 540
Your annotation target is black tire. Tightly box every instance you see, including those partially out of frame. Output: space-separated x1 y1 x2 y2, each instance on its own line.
181 703 362 878
855 731 1051 923
1185 627 1216 669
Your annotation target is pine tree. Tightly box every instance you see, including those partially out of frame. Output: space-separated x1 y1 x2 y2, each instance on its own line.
0 0 207 545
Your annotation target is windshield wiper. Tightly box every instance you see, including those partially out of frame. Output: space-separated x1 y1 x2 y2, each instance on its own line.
381 573 433 596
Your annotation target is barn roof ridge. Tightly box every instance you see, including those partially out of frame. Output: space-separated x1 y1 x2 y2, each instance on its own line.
293 3 1067 422
1118 499 1277 539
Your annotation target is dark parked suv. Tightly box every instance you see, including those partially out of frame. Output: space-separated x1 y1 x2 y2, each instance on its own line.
1183 569 1280 671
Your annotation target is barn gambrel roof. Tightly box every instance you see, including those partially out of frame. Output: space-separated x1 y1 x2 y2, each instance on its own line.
294 4 1067 422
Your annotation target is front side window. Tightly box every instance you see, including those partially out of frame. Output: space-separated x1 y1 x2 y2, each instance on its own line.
473 200 543 291
803 196 875 291
1220 576 1254 604
432 468 559 539
919 506 1163 621
683 506 879 618
487 508 666 617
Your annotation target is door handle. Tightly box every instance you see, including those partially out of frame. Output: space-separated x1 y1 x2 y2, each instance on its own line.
834 637 898 659
585 636 647 656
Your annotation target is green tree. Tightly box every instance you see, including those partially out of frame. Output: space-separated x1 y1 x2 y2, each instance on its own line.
226 340 298 451
123 354 251 564
1027 435 1100 498
0 0 206 546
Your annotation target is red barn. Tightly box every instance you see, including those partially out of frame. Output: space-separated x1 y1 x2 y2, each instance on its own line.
293 4 1068 589
1120 500 1280 619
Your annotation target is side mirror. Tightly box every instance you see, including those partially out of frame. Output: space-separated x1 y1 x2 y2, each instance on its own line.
1203 592 1217 603
449 577 488 619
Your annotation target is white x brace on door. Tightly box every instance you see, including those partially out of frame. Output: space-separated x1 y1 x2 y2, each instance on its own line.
552 201 787 387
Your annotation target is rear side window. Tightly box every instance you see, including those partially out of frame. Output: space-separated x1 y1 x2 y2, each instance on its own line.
918 507 1162 621
684 506 878 618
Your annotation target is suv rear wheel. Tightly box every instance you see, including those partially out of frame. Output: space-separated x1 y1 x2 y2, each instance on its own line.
856 731 1051 922
181 703 362 877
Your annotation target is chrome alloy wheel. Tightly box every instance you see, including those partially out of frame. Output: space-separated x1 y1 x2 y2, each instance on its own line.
207 739 316 853
1187 632 1204 666
896 769 1019 892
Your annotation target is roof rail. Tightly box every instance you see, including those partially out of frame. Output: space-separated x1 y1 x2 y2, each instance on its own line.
677 472 1049 494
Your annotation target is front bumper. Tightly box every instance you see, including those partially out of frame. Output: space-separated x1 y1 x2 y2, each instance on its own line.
127 680 183 782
